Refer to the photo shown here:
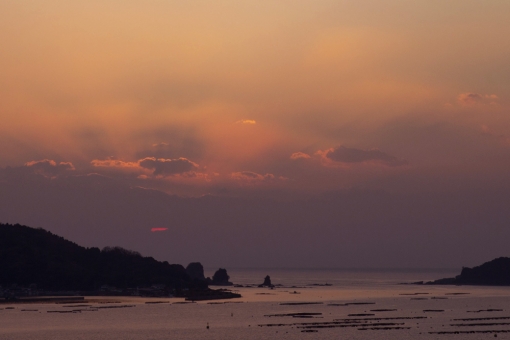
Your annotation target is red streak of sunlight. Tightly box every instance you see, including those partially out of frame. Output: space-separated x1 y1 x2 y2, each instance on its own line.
151 228 168 232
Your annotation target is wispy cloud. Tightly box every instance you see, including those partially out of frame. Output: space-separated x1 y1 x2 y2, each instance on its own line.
152 142 169 147
457 93 499 106
235 120 256 124
290 152 311 160
91 157 200 177
230 171 282 182
318 146 408 167
90 159 139 169
24 159 75 177
139 157 199 176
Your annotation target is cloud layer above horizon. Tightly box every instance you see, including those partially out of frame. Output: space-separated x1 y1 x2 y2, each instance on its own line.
1 0 510 267
1 0 509 197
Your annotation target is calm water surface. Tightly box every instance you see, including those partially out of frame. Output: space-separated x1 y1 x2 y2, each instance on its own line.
2 269 510 339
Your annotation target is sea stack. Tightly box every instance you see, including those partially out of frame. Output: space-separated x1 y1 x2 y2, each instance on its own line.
259 275 274 287
207 268 233 286
186 262 206 281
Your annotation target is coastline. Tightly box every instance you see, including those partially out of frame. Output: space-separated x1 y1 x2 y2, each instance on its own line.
3 283 510 306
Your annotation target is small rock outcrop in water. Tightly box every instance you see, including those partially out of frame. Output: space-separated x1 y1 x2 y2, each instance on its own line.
186 262 206 281
428 257 510 286
207 268 233 286
259 275 274 287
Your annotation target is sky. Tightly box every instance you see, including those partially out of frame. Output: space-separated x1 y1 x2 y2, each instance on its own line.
1 0 510 269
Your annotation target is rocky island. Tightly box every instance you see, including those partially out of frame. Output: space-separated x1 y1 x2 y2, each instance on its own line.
259 275 274 288
428 257 510 286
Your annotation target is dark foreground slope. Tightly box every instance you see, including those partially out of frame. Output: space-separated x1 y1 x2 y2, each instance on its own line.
0 223 196 291
430 257 510 286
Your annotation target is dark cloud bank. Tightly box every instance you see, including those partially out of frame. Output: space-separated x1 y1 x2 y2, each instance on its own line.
326 146 408 167
139 157 198 176
1 165 509 270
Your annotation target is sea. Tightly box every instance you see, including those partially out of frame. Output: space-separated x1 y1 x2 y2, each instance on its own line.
2 268 510 339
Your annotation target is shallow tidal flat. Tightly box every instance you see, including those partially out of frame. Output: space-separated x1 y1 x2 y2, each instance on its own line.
2 285 510 339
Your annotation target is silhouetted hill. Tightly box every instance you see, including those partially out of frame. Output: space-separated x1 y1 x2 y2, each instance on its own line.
0 223 197 291
430 257 510 286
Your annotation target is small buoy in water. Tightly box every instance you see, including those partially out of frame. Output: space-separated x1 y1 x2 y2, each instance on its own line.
206 322 209 330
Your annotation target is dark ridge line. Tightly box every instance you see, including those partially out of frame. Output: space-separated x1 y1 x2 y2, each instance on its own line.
371 309 397 312
467 309 503 313
348 313 375 316
423 309 445 312
399 293 429 296
445 293 470 295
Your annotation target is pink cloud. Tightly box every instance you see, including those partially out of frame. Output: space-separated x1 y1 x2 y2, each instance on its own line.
317 146 408 167
231 171 276 181
91 157 200 177
24 159 75 177
139 157 199 176
90 159 139 168
457 93 499 106
480 124 510 146
290 152 311 160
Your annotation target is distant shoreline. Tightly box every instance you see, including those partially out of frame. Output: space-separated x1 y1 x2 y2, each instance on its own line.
0 296 184 305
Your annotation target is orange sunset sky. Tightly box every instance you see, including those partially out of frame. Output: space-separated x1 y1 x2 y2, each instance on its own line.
1 1 510 268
